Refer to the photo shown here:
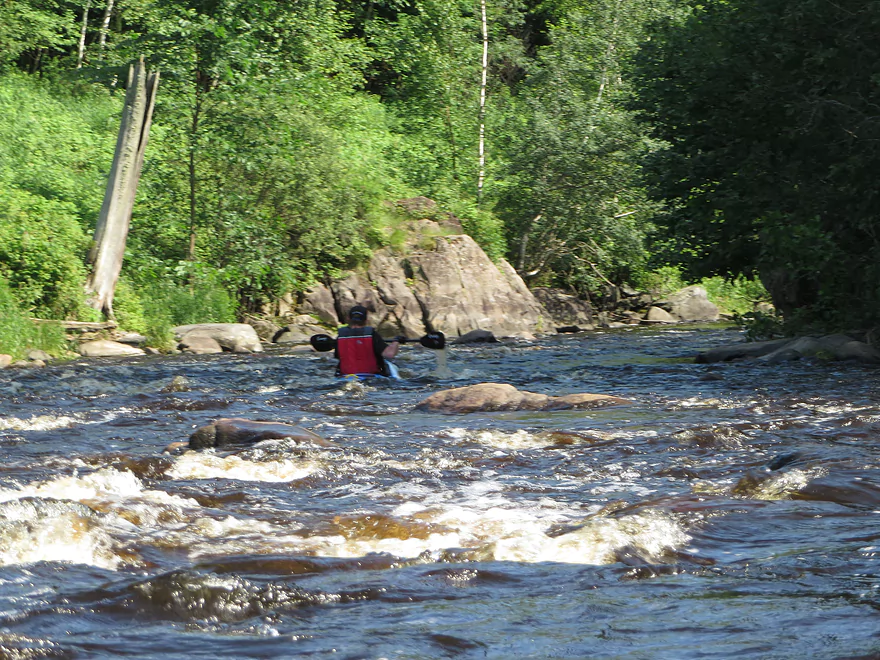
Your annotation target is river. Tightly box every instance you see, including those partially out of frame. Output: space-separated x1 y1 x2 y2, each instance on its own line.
0 326 878 659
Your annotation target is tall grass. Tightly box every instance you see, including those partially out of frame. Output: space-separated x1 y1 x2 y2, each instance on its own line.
114 277 237 351
0 276 68 360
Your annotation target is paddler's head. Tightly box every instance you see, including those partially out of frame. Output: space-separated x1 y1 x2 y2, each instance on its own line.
348 305 368 327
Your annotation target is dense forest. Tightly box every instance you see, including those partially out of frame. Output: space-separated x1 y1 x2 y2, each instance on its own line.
1 0 878 354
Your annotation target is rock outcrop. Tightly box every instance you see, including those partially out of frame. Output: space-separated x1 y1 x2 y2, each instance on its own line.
655 285 719 322
272 315 328 344
186 418 333 450
696 334 880 364
292 228 546 341
532 287 594 331
415 383 631 413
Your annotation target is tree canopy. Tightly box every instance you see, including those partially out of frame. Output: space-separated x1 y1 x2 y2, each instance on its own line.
1 0 877 334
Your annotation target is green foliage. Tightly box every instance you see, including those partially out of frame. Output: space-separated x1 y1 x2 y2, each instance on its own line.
0 70 117 221
0 275 68 360
700 276 770 316
448 201 507 262
114 274 237 350
635 0 880 328
0 0 75 68
494 0 670 296
636 265 686 297
733 310 785 342
0 185 91 318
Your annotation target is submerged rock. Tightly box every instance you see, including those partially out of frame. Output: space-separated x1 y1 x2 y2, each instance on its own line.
415 383 631 413
696 334 880 364
453 329 497 344
185 418 334 450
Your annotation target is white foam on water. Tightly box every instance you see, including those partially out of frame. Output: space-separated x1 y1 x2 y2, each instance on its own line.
213 472 690 565
0 414 80 432
166 452 323 483
0 467 196 508
0 504 121 570
0 468 202 570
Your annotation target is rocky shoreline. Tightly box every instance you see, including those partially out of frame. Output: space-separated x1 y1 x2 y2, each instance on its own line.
3 221 727 366
11 219 878 368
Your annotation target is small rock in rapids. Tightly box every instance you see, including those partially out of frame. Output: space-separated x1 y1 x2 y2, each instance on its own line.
415 383 631 413
181 418 335 450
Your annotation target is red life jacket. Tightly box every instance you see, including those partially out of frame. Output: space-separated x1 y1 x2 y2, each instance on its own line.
337 327 381 375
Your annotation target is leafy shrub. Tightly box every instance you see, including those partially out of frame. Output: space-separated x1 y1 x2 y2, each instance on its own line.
636 265 687 297
0 186 91 318
0 276 68 360
114 272 237 351
447 201 507 262
701 276 771 315
733 310 785 342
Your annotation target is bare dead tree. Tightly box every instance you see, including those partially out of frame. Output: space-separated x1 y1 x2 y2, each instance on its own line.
86 58 159 318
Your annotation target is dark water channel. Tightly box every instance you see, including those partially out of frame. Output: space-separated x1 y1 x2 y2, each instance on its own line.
0 326 878 659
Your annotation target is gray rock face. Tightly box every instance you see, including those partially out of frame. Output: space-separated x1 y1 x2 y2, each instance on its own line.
187 418 333 449
273 315 329 344
78 340 146 357
415 383 631 413
298 284 339 326
646 306 676 323
178 334 223 354
173 323 263 353
287 232 547 341
657 285 720 322
531 288 594 331
406 235 544 338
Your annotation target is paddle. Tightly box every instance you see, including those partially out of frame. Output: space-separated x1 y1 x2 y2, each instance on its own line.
309 331 446 352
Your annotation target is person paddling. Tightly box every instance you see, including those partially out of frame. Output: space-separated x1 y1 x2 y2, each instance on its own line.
335 305 400 378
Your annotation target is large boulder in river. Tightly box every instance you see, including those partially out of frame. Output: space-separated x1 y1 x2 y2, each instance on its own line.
415 383 631 413
78 340 146 357
187 418 335 450
173 323 263 353
177 334 223 355
656 285 719 322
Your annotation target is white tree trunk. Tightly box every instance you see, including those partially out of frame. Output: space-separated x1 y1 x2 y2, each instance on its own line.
77 0 90 69
98 0 114 51
86 58 159 318
477 0 488 204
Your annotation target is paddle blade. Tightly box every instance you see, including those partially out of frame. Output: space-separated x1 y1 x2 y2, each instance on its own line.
310 334 337 352
420 331 446 350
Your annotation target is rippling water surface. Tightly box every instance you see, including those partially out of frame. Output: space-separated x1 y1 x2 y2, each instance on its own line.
1 326 878 659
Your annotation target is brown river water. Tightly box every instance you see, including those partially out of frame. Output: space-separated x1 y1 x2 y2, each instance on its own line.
0 326 878 659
